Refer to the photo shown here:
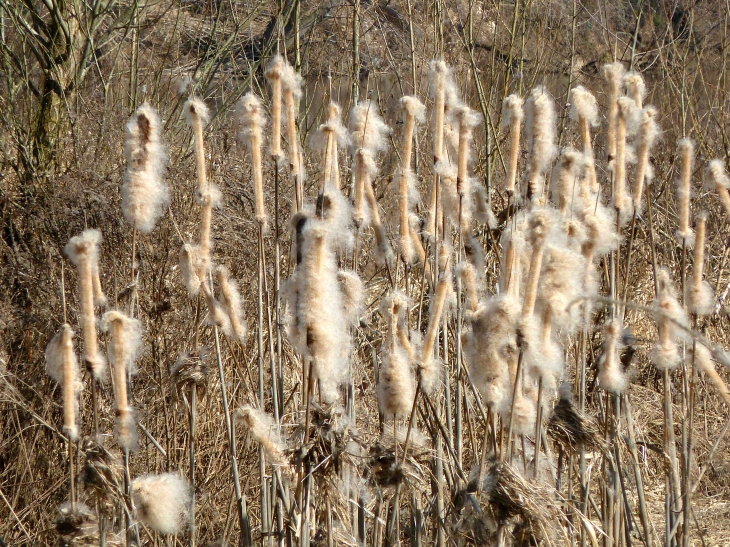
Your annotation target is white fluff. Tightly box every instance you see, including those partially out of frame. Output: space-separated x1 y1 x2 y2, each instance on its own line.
122 103 170 233
524 86 557 200
101 310 143 376
183 97 210 127
568 86 599 127
597 319 628 394
216 266 247 342
651 268 688 371
236 405 286 465
131 473 192 535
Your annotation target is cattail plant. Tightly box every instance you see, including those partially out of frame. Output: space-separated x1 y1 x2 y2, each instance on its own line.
236 406 287 465
419 274 452 394
65 229 106 381
613 97 637 224
449 104 480 231
131 473 192 536
46 324 81 441
676 138 695 245
705 159 730 219
502 94 525 198
215 266 248 342
550 147 583 214
101 310 143 452
397 96 425 264
236 92 268 228
687 213 714 315
280 57 306 211
378 293 416 419
603 62 626 162
122 103 169 233
651 268 688 370
524 86 557 202
597 319 628 394
426 60 459 238
624 71 647 109
185 98 217 264
285 219 349 403
632 106 659 213
569 86 599 193
349 100 392 263
314 102 349 191
264 56 284 162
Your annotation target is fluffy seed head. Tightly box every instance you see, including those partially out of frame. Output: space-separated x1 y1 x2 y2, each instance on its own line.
597 319 628 394
569 86 599 126
349 100 391 154
705 159 730 190
501 94 525 127
624 72 647 108
651 268 688 371
338 270 365 325
122 103 169 233
45 324 81 440
676 138 696 245
131 473 192 535
525 86 557 197
183 97 210 128
377 343 416 418
101 311 143 376
236 406 286 465
216 267 247 342
179 243 206 296
550 147 584 212
400 95 427 124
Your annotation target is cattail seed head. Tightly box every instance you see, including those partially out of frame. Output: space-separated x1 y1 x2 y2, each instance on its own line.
502 94 525 197
651 268 688 371
178 243 206 296
377 342 416 418
183 98 210 194
624 71 647 109
603 62 626 161
338 269 365 325
705 159 730 220
65 229 107 380
524 86 557 201
568 86 599 128
349 100 391 155
597 319 628 394
550 147 584 213
122 103 170 233
236 406 286 465
237 92 269 227
465 294 520 415
688 213 714 316
676 138 696 245
265 55 285 159
613 97 637 224
45 324 81 441
215 266 248 342
633 106 659 213
131 473 192 535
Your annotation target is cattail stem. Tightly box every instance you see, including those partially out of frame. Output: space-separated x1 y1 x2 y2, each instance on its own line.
210 272 251 545
421 276 449 362
614 101 629 219
189 383 196 547
270 76 283 160
191 111 207 195
693 215 706 293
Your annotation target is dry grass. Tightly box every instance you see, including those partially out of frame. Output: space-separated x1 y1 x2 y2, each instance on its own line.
2 1 730 546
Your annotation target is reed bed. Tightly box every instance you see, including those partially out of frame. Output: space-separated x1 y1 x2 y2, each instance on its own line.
4 5 730 547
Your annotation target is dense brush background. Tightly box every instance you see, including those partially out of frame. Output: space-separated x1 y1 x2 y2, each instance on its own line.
2 0 730 545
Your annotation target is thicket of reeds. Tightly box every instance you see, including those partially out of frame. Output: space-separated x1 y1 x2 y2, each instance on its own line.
3 2 730 547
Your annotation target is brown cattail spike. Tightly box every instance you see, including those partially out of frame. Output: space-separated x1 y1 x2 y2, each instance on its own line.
502 94 525 197
46 324 81 440
633 106 659 213
688 213 714 315
65 229 106 380
676 138 695 245
265 56 284 160
603 62 626 162
705 159 730 220
237 92 269 228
